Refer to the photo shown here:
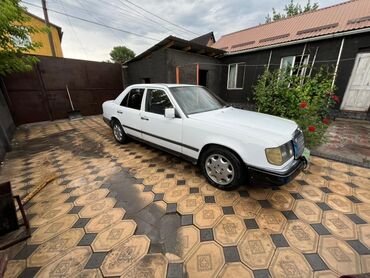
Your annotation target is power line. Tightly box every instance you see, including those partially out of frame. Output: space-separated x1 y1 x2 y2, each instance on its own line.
55 0 88 59
120 0 199 37
21 1 161 42
96 0 182 37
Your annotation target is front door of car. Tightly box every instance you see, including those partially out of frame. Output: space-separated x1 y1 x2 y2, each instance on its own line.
140 88 182 153
117 88 145 138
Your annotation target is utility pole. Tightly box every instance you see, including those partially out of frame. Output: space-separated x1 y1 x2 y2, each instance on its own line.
41 0 56 57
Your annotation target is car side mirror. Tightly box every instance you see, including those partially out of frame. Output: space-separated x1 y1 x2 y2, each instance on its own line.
164 108 175 119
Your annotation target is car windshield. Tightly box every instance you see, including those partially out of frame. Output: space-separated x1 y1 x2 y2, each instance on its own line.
170 86 225 115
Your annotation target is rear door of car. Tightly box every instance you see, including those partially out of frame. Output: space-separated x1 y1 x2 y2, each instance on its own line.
116 87 145 138
140 87 183 153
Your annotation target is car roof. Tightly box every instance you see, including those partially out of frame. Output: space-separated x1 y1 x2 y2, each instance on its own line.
129 84 198 89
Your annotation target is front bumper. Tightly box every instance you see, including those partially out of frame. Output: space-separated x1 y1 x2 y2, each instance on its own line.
103 116 111 127
247 157 307 186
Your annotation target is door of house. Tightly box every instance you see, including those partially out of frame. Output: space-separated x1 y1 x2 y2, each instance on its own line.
341 53 370 111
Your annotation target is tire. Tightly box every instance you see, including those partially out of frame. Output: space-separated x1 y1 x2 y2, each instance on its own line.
200 146 245 190
112 120 127 144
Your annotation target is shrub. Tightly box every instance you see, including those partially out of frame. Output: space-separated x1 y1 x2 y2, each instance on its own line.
253 66 338 148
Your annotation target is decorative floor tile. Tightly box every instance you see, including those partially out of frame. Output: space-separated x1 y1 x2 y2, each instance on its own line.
84 208 125 233
78 198 116 218
3 260 26 278
218 262 253 277
326 194 354 213
293 199 323 223
193 204 223 229
283 220 318 253
322 210 357 240
268 191 295 210
28 228 85 267
74 189 109 206
100 235 150 276
269 248 312 278
91 220 136 252
2 116 370 278
30 203 73 227
175 225 200 260
256 208 286 234
185 242 224 278
214 215 245 246
122 253 168 277
177 194 204 215
35 246 92 277
238 229 274 270
233 198 261 219
318 236 361 275
29 214 79 244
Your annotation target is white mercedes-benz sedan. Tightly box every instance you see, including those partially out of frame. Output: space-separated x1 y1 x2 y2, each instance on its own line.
103 84 308 190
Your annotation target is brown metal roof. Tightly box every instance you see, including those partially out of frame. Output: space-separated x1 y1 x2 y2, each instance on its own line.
212 0 370 53
126 35 225 63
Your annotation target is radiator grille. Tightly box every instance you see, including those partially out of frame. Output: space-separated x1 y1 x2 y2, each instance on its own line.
293 129 305 158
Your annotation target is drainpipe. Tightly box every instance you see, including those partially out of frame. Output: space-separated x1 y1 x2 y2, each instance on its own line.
308 47 319 77
196 63 199 85
266 50 272 70
176 66 180 84
332 38 345 89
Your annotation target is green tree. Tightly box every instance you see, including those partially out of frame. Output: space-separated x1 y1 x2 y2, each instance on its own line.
265 0 319 23
0 0 44 76
109 46 135 64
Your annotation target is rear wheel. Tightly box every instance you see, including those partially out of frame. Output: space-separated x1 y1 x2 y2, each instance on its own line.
200 146 245 190
112 120 127 144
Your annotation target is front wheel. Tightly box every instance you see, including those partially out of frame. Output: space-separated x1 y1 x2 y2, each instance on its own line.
200 147 245 190
112 121 127 144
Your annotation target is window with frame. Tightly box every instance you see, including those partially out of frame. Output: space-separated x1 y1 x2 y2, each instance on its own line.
11 29 32 48
227 63 245 90
146 89 173 115
280 55 310 77
120 88 144 109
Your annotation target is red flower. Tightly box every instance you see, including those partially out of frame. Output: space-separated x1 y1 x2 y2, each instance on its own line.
322 118 330 125
308 125 316 132
331 95 340 103
299 101 308 109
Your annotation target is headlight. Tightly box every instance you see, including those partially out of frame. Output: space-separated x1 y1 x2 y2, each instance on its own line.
265 142 294 166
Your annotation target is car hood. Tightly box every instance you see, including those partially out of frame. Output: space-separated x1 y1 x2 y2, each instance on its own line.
189 107 298 144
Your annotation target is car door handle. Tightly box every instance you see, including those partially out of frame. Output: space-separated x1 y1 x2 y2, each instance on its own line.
117 110 123 114
141 116 149 121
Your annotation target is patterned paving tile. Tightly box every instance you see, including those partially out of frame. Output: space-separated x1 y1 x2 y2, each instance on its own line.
2 116 370 278
27 229 85 267
91 220 136 252
84 208 125 233
29 214 79 244
238 230 274 270
100 235 150 276
185 242 224 278
35 246 92 277
214 215 245 246
269 248 312 278
318 236 361 275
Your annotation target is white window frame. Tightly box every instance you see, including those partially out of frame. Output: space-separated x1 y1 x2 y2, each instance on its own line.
280 55 310 77
227 63 245 90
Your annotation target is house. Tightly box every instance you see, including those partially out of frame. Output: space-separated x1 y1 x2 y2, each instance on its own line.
125 0 370 118
125 35 225 95
20 11 63 57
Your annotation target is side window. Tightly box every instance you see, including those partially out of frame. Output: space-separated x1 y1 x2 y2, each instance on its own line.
121 88 144 109
227 63 245 90
146 89 173 115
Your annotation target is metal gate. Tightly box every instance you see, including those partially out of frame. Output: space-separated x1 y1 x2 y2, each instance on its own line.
2 55 124 125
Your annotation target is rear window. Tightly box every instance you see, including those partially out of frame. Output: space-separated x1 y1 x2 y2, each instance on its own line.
121 88 144 110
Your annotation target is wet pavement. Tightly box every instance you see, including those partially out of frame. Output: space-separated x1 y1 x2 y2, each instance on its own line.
314 118 370 168
0 116 370 277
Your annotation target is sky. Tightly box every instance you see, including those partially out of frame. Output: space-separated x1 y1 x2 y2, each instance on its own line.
22 0 343 62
